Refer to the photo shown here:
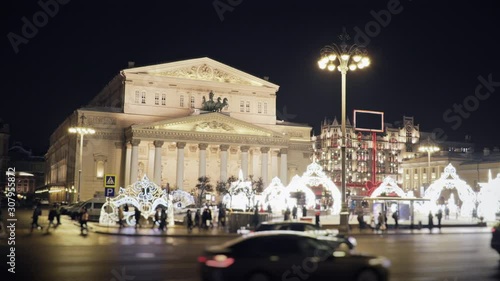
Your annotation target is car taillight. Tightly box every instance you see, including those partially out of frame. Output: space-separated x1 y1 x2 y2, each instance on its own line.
200 254 235 268
493 228 497 233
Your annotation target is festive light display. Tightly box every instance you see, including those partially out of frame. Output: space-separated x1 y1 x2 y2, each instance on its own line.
477 171 500 221
261 177 290 213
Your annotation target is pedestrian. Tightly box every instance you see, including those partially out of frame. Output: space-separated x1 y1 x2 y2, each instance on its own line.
55 203 62 225
186 209 193 233
202 208 209 230
118 206 125 228
284 207 291 221
207 207 213 228
444 206 450 220
47 204 58 232
377 212 385 230
152 207 161 229
357 212 365 230
292 206 298 220
302 205 307 217
392 211 399 229
31 204 43 232
428 211 434 229
315 211 321 227
218 206 226 228
159 208 167 231
80 206 89 235
194 209 201 230
267 204 272 214
134 207 142 229
436 209 443 229
369 215 376 230
252 208 260 228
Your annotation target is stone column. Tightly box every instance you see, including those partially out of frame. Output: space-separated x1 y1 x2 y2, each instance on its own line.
240 146 250 179
220 144 229 182
176 142 186 190
271 149 279 180
280 148 288 185
114 142 123 187
198 143 208 178
261 147 270 186
147 143 155 179
124 142 131 187
153 140 164 186
251 148 260 177
129 139 141 184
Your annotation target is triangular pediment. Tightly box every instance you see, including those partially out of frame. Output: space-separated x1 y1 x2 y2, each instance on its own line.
122 57 279 89
133 112 284 137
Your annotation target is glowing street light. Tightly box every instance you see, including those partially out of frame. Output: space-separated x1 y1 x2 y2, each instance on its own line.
68 125 95 202
418 137 440 183
318 28 370 234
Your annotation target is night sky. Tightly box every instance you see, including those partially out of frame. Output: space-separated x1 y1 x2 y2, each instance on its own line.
3 0 500 156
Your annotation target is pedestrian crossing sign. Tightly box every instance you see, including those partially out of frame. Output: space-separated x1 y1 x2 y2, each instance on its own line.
104 174 117 187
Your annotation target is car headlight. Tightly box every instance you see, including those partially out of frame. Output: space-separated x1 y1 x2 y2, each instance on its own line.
348 237 357 247
369 257 391 268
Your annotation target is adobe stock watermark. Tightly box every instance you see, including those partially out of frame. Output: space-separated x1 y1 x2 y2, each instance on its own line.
352 0 410 47
432 73 500 143
277 105 298 122
7 0 71 54
213 0 243 22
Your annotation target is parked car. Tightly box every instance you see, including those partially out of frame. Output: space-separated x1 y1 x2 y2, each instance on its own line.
199 231 390 281
254 221 357 249
78 198 106 221
491 222 500 254
67 201 86 220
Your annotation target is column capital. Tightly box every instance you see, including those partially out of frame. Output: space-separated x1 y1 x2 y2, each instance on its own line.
198 143 209 150
280 148 288 154
130 139 141 146
153 140 164 148
240 145 250 152
176 142 186 149
220 144 230 151
114 141 123 149
260 147 270 153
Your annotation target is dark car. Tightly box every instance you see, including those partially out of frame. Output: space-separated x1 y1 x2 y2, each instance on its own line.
254 221 357 249
199 231 390 281
491 222 500 254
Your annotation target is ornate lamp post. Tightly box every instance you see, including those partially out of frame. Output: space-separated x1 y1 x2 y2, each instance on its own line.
317 29 370 233
68 124 95 202
418 137 440 187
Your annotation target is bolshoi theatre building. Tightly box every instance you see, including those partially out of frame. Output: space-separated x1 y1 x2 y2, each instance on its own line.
44 57 313 202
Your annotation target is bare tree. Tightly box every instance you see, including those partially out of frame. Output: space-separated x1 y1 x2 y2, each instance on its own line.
195 176 213 207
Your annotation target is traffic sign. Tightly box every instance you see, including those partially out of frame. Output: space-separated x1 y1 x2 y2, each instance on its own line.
105 187 115 197
104 174 117 187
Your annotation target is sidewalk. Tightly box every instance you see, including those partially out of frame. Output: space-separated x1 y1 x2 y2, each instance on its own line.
83 221 492 237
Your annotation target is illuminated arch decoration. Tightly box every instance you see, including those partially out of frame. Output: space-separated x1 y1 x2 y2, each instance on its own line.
222 170 254 211
423 163 476 217
99 175 171 226
369 176 406 198
477 172 500 221
286 175 316 210
300 162 342 215
170 189 196 210
262 177 290 213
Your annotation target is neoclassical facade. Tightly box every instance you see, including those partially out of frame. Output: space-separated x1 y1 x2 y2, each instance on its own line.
44 58 312 202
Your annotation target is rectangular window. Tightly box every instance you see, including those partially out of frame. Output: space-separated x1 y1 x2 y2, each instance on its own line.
161 94 166 105
141 91 146 104
264 102 268 114
258 102 262 113
240 101 244 112
135 91 140 103
180 95 184 107
190 96 195 108
245 101 250 112
155 93 159 105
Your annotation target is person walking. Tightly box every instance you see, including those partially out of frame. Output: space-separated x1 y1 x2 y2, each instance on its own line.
357 212 365 230
194 209 201 230
201 208 209 230
284 207 291 221
134 207 142 229
377 212 386 230
436 209 443 229
118 206 125 228
80 206 89 235
47 204 58 232
252 208 260 229
55 203 62 225
428 211 434 229
302 206 307 217
292 206 298 220
186 209 193 233
31 204 43 232
315 211 321 227
152 207 161 229
392 211 399 229
159 208 167 231
218 206 226 228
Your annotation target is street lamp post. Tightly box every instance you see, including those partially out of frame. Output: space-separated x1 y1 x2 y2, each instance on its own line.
318 30 370 234
68 126 95 202
418 137 440 192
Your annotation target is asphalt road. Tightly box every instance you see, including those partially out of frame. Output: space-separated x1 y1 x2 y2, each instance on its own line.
1 207 499 281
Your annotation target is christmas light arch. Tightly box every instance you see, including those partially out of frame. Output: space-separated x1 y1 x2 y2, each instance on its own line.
477 172 500 221
261 177 290 214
